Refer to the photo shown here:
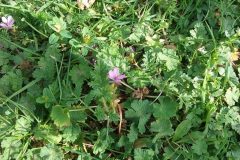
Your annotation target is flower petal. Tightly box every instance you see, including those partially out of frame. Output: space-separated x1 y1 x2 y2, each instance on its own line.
1 17 7 23
112 67 120 76
113 78 122 84
117 74 126 80
108 70 116 80
82 0 90 7
7 16 14 26
0 23 8 29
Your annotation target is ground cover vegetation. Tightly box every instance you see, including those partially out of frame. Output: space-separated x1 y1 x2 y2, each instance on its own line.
1 0 240 159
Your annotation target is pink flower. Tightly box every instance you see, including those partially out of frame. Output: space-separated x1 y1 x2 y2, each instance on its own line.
0 16 14 30
108 67 126 84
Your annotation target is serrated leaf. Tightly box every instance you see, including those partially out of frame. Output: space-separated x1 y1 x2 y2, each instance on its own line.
26 148 42 160
69 59 91 96
33 57 56 83
94 106 106 121
134 148 154 160
127 70 151 88
225 86 240 106
0 51 10 66
48 17 66 32
36 87 57 107
62 125 80 142
93 129 114 155
1 137 22 159
34 124 62 144
159 48 179 71
40 144 64 160
125 100 153 134
128 123 138 143
50 105 71 127
150 119 173 136
192 140 208 155
173 119 192 141
0 70 23 94
14 116 32 136
153 97 178 119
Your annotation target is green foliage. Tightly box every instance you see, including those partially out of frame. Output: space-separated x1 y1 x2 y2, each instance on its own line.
93 129 114 155
0 137 22 160
33 56 56 83
125 100 153 134
127 123 138 143
50 105 71 127
225 86 240 106
62 125 81 142
69 56 91 96
134 148 154 160
34 124 62 144
1 0 240 159
40 144 64 160
173 119 192 141
0 70 23 95
192 140 208 155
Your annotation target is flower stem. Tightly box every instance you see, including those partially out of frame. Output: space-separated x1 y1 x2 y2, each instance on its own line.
21 18 48 38
121 81 135 91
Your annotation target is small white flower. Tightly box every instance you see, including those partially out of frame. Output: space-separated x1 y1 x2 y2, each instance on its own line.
77 0 96 10
197 46 207 54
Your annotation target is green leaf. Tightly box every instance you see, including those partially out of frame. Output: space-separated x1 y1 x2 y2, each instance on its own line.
125 100 153 134
128 123 138 143
94 107 107 121
0 51 10 66
88 61 113 102
153 97 178 119
33 56 56 83
69 58 91 96
134 138 152 148
225 86 240 106
14 116 32 136
69 110 87 122
145 47 179 71
0 70 23 94
62 125 80 142
36 87 57 107
34 124 62 144
192 140 208 155
150 119 174 136
48 17 67 32
190 22 207 40
128 23 151 43
77 153 92 160
40 144 64 160
93 129 114 155
163 146 179 160
173 119 192 141
159 48 179 71
134 148 154 160
45 45 61 61
50 105 71 127
49 33 59 44
1 137 22 160
60 30 72 38
127 70 151 88
26 148 42 160
227 145 240 159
